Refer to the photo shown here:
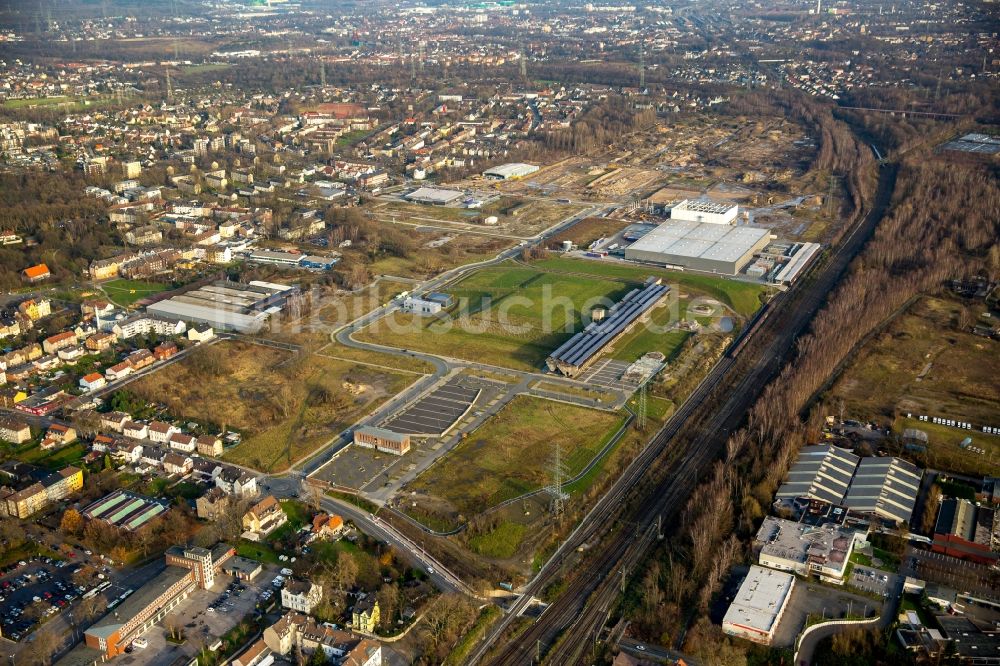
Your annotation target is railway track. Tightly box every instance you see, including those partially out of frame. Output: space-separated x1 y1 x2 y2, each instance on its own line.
473 162 898 666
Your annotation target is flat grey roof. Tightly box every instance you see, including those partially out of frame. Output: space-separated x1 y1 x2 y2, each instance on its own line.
626 221 769 262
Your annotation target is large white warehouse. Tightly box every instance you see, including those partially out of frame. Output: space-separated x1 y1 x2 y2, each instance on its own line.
482 163 539 180
623 220 770 275
670 199 739 225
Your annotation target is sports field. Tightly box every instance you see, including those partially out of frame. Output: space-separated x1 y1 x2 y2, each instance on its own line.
403 396 625 522
101 279 169 306
357 263 632 371
533 256 767 317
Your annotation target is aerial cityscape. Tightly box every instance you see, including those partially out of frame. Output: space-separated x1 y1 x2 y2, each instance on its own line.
0 0 996 665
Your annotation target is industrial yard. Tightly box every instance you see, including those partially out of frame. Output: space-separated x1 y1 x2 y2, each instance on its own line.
825 295 1000 476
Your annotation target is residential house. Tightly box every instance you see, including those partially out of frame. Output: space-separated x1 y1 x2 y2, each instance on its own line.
85 331 118 352
0 417 31 444
232 639 270 666
352 598 380 634
110 441 143 464
281 580 323 614
21 264 51 283
187 326 215 342
105 359 133 381
196 434 223 456
123 421 149 440
140 448 165 468
18 299 51 321
263 613 381 666
1 466 83 518
217 467 258 497
168 432 196 453
57 346 86 363
192 458 223 482
148 421 178 443
162 452 193 476
128 349 154 370
101 412 131 432
42 331 77 355
196 487 231 521
79 372 107 392
312 513 345 540
242 495 287 540
153 342 178 361
40 424 77 450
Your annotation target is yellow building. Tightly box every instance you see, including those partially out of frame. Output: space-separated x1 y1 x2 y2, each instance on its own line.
17 298 51 321
2 466 83 519
352 598 379 634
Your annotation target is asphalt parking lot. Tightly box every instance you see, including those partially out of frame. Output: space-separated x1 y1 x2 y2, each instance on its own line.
111 566 278 666
771 582 883 648
314 372 514 495
0 557 95 642
848 565 897 599
381 377 488 435
576 358 633 388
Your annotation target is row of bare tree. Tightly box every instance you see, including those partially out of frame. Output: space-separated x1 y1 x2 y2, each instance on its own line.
630 152 998 660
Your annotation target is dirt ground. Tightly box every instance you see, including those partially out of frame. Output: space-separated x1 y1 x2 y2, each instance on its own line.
129 340 415 471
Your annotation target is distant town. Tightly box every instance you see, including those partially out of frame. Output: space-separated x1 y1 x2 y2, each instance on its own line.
0 1 996 666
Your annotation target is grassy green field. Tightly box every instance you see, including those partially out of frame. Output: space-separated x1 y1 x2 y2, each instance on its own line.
3 96 73 109
404 396 624 521
533 256 767 317
101 278 169 306
468 522 527 559
358 263 633 371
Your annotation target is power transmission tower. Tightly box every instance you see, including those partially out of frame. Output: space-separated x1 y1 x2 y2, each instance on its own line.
637 380 648 431
165 66 174 103
639 36 645 90
547 441 567 518
826 174 836 218
520 46 527 81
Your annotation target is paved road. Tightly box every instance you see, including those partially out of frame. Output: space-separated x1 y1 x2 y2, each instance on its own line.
618 638 700 665
320 496 479 598
794 575 903 665
474 161 899 665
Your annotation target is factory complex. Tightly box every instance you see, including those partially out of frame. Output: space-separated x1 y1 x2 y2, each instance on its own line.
623 219 771 275
145 280 299 334
775 444 923 525
722 566 796 645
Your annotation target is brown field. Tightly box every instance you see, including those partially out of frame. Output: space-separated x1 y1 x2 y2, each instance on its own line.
130 340 415 472
544 217 631 250
826 296 1000 475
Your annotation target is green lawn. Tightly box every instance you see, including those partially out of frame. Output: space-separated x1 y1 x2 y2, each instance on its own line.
468 522 527 559
358 263 633 371
533 256 767 317
19 442 87 470
3 96 73 109
101 278 169 306
405 396 624 520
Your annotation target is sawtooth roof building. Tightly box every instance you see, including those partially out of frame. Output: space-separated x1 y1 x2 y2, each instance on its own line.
776 445 923 525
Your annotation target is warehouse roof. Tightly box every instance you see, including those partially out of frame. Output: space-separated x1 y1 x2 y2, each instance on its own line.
405 187 464 204
723 566 795 636
776 445 859 505
842 456 922 524
483 162 539 178
672 199 737 216
625 221 769 262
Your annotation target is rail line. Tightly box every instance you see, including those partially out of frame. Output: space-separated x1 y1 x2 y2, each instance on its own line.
473 161 899 665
